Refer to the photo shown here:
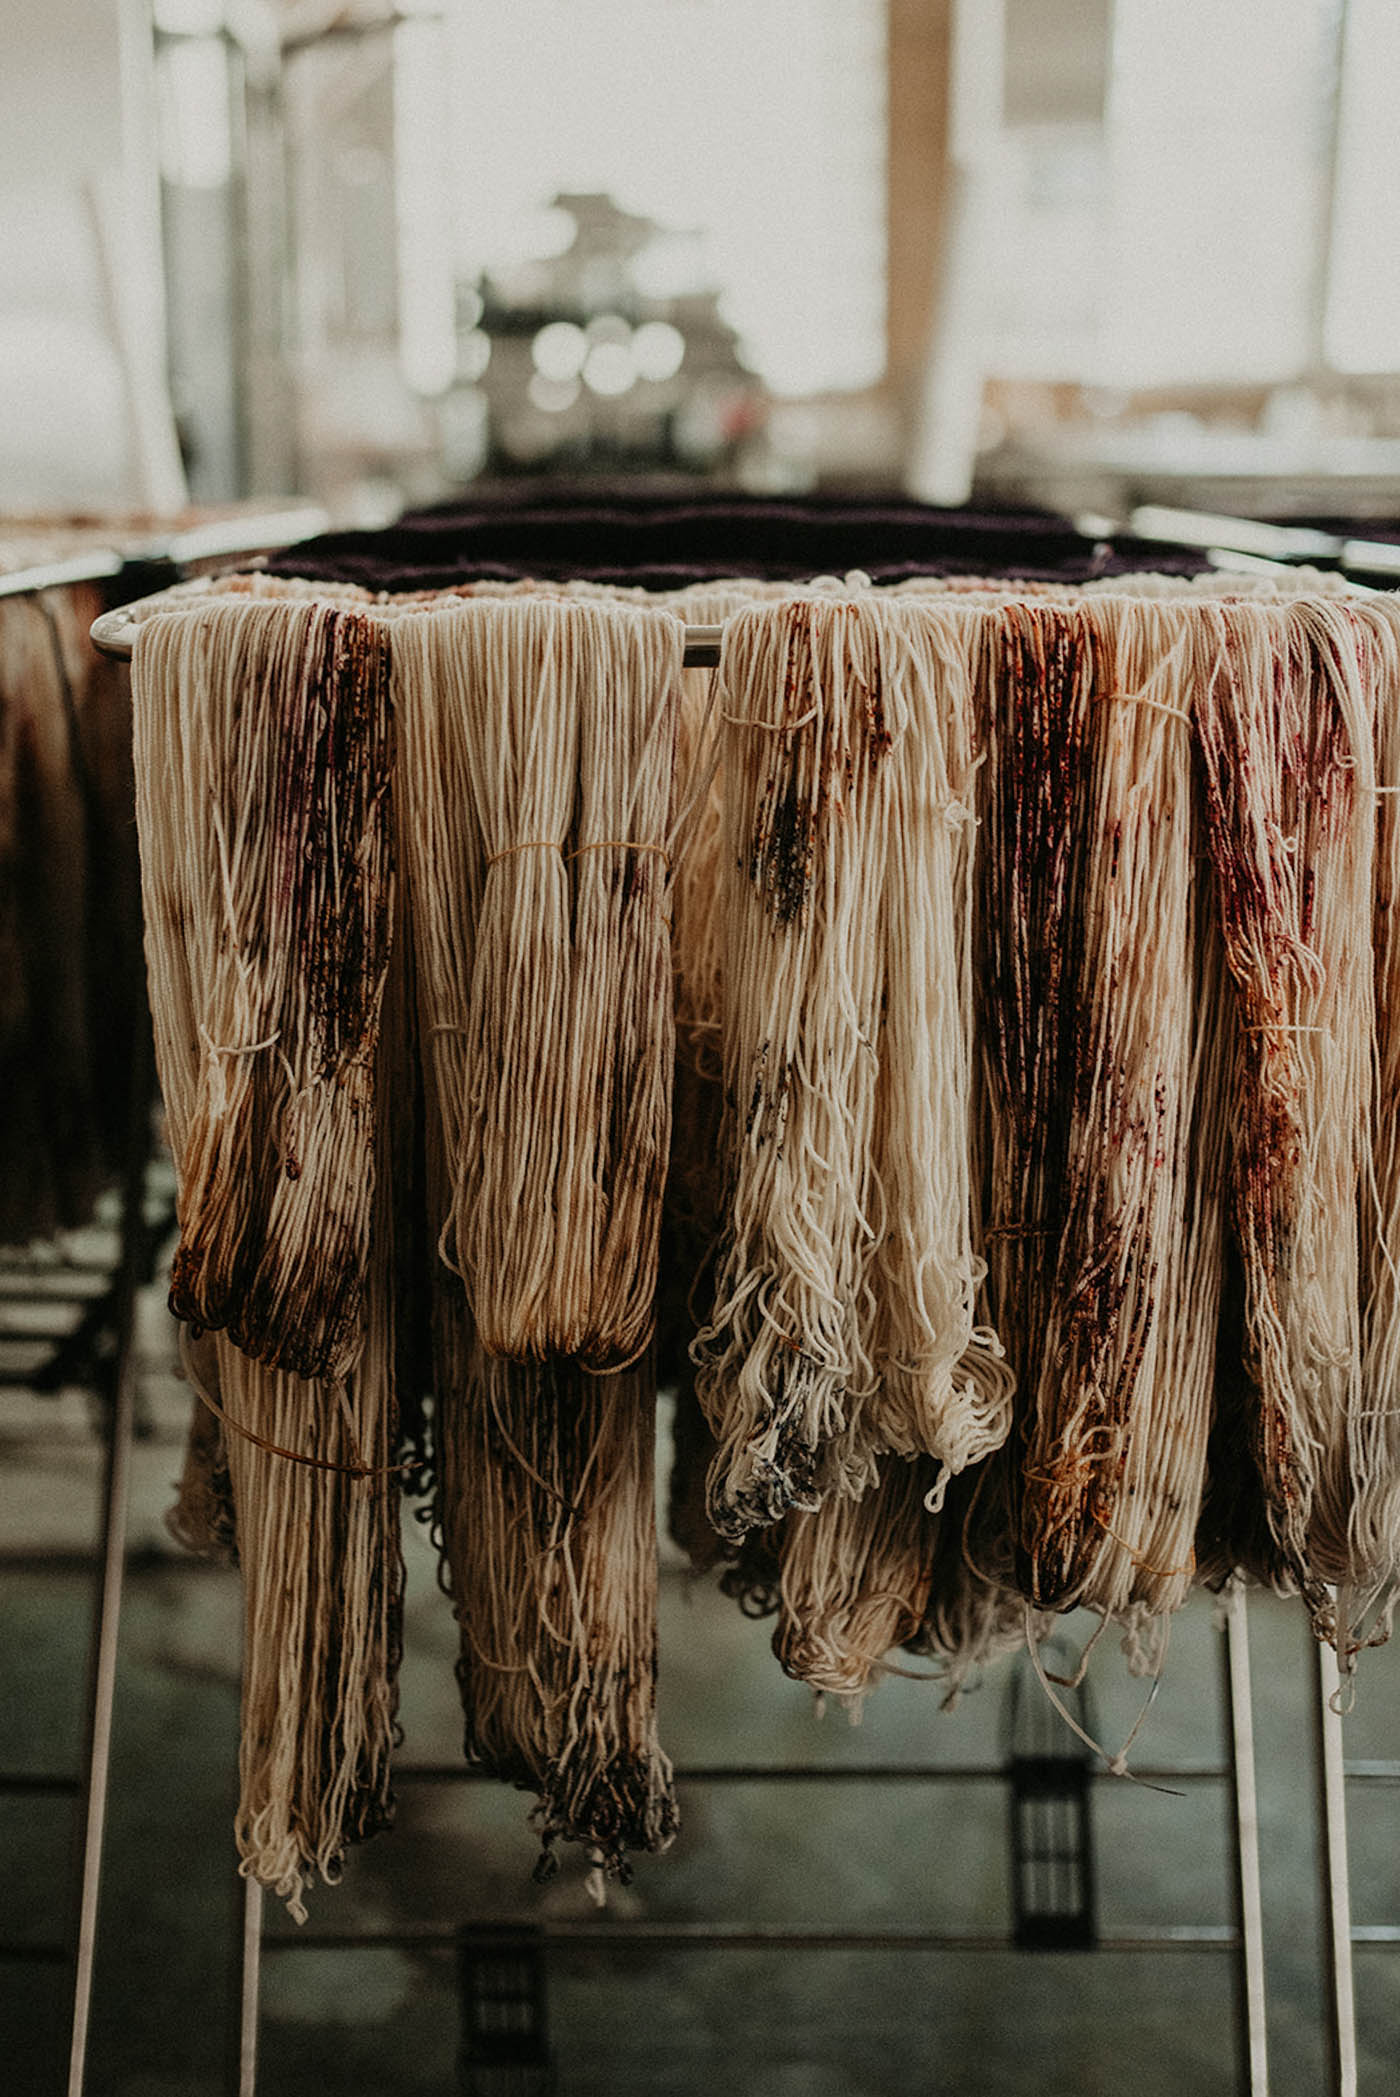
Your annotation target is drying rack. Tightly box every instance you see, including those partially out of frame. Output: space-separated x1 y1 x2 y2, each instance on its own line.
90 597 726 668
64 1370 1371 2097
65 520 1400 2095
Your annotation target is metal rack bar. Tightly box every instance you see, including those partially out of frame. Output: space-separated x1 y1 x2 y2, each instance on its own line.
1316 1628 1359 2097
238 1881 263 2097
231 1703 1259 2091
1222 1581 1269 2097
261 1922 1240 1956
90 597 725 669
0 553 127 602
0 1774 82 1796
392 1759 1228 1787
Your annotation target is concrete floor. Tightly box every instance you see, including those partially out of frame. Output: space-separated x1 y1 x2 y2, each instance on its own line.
4 1282 1400 2097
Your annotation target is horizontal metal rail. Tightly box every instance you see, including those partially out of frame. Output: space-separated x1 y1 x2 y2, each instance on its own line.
393 1759 1228 1788
91 596 725 669
261 1921 1242 1957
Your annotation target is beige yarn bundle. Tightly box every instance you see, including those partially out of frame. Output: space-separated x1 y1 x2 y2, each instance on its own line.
433 1305 678 1878
393 596 683 1876
696 599 906 1536
396 596 684 1365
773 1454 942 1702
133 598 404 1911
1354 598 1400 1646
864 603 1014 1484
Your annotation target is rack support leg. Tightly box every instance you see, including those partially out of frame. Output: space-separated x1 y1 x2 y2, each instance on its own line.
1223 1581 1269 2097
1315 1626 1357 2097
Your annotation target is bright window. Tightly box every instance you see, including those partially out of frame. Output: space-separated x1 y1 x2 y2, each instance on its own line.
989 0 1400 389
442 0 887 397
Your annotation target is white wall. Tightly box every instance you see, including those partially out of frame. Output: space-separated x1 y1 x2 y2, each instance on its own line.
0 0 184 513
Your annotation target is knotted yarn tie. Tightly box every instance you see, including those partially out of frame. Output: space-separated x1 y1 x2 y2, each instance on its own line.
485 838 672 869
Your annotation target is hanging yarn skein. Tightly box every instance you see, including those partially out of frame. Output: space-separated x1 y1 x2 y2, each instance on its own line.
133 598 405 1913
133 599 396 1383
970 599 1215 1621
697 599 904 1537
864 601 1014 1489
394 592 680 1874
1195 597 1378 1648
773 1453 943 1704
1353 597 1400 1649
397 596 683 1364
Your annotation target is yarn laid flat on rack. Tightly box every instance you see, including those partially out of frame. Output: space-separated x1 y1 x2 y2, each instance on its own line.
262 491 1211 592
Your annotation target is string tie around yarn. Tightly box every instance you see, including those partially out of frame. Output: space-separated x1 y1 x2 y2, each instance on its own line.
1241 1023 1330 1036
485 839 561 868
179 1325 418 1484
485 838 672 869
569 839 671 868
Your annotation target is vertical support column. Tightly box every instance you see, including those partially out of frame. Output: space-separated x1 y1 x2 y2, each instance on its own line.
1315 1628 1358 2097
885 0 953 421
1222 1581 1269 2097
904 0 1005 503
66 1056 150 2097
1306 0 1352 376
236 1877 263 2097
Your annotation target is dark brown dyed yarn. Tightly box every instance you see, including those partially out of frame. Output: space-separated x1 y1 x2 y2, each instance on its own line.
971 598 1222 1623
1195 599 1379 1647
134 599 396 1383
971 600 1094 1608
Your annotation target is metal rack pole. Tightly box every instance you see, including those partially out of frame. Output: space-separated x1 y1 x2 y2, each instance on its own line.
66 1054 151 2097
90 600 726 668
237 1878 263 2097
1316 1626 1358 2097
1222 1581 1269 2097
